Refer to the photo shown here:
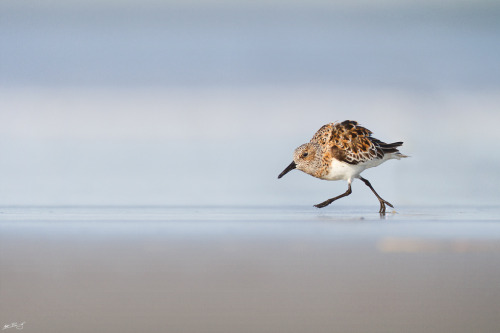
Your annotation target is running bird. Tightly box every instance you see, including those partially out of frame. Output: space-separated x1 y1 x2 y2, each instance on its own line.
278 120 407 214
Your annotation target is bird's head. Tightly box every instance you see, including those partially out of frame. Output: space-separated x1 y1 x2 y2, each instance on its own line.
278 143 322 179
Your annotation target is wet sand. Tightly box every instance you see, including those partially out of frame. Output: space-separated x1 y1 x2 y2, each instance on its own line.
1 206 500 332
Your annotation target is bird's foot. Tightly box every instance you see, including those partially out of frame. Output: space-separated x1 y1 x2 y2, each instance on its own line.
378 200 394 214
314 199 334 208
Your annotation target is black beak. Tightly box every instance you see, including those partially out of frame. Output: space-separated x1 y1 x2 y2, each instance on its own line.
278 161 296 179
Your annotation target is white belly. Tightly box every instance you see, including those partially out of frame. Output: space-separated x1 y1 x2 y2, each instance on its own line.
322 157 389 181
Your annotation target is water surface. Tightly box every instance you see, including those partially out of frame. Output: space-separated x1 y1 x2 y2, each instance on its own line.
1 205 499 332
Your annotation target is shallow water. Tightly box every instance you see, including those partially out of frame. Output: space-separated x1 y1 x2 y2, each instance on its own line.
1 205 500 332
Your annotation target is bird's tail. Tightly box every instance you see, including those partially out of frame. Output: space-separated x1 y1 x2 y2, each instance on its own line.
381 141 409 159
394 152 409 159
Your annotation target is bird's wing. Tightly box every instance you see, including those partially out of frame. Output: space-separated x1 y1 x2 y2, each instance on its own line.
310 120 383 165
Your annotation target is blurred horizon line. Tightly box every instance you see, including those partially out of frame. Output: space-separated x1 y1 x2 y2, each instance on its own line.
3 0 500 10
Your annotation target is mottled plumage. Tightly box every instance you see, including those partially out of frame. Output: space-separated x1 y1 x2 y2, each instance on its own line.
311 120 404 164
278 120 407 214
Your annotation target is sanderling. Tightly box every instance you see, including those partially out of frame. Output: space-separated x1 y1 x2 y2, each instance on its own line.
278 120 407 214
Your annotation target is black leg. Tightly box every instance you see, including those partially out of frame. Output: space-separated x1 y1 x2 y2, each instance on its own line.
359 177 394 214
314 183 352 208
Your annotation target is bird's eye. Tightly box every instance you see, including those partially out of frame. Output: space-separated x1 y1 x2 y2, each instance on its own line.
302 152 308 158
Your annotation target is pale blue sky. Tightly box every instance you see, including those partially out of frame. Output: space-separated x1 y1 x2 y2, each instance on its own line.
1 0 499 206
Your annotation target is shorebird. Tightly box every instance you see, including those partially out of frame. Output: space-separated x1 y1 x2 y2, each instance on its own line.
278 120 407 213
